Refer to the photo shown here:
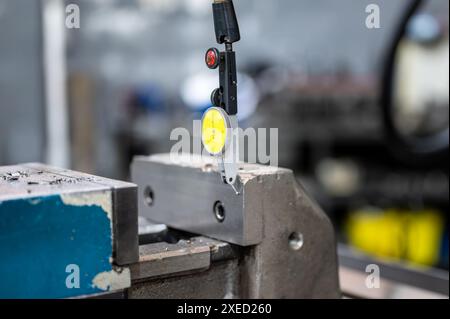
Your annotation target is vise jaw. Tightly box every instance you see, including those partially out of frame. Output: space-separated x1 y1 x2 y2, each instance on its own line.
0 163 138 298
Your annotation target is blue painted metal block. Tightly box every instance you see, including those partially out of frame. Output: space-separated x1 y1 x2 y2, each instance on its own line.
0 164 138 298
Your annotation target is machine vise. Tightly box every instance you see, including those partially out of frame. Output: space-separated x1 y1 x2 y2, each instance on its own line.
0 155 340 298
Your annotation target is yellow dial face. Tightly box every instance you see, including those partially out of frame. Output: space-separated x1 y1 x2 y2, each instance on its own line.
202 108 228 155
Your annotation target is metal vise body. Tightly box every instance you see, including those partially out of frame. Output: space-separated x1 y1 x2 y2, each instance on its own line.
131 154 340 298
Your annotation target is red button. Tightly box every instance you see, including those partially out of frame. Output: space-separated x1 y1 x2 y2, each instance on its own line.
205 48 219 69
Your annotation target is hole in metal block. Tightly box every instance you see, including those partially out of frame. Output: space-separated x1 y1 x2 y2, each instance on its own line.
213 201 226 223
289 232 304 251
144 186 154 207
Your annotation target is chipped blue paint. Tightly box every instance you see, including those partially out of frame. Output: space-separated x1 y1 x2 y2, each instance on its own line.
0 194 113 298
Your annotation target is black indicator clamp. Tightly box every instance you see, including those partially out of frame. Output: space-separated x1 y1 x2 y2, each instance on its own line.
205 0 240 116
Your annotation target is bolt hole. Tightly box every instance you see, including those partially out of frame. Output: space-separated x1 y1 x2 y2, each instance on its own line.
213 201 225 223
144 186 154 207
289 232 304 251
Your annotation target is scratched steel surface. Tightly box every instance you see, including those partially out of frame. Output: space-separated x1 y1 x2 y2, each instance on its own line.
0 164 133 298
0 163 129 200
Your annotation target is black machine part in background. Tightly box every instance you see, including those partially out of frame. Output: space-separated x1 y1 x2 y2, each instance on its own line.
381 0 449 166
206 0 240 116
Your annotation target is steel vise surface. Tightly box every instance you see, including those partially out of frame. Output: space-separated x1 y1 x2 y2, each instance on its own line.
131 154 340 298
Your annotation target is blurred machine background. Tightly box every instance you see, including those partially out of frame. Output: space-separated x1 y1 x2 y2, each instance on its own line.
0 0 448 297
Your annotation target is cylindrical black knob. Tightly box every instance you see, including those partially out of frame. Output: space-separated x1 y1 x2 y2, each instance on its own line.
211 88 222 107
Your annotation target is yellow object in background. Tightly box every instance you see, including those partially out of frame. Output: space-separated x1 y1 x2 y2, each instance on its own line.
346 208 444 266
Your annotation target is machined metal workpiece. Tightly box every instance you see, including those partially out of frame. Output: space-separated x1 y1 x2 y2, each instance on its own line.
132 154 265 246
131 154 340 298
128 236 240 299
130 236 236 282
